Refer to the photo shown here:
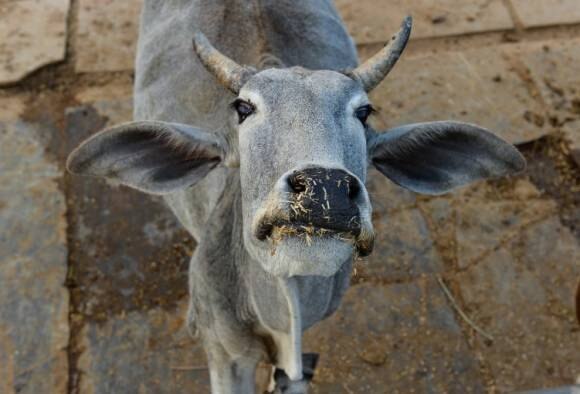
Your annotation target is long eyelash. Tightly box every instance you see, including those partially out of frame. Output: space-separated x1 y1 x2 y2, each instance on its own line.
230 99 242 109
230 98 255 110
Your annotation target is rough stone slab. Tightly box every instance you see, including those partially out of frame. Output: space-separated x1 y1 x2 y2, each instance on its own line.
418 196 457 266
65 97 193 320
521 386 580 394
335 0 514 43
0 0 69 84
64 96 201 389
456 177 545 202
361 207 443 280
517 40 580 121
418 180 557 269
457 216 580 392
0 98 69 393
455 192 557 268
76 0 143 72
78 301 211 393
356 169 439 282
368 46 549 144
0 96 26 120
74 79 134 104
366 167 416 217
510 0 580 28
304 280 486 393
562 119 580 167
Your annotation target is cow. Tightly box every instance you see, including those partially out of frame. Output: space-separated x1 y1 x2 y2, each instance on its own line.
66 1 526 393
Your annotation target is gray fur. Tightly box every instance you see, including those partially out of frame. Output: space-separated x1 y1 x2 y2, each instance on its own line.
66 1 525 393
66 121 226 194
368 121 526 195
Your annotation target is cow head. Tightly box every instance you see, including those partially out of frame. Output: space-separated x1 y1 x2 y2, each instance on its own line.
67 17 525 278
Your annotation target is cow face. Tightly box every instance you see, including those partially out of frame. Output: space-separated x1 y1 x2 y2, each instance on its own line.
236 68 374 277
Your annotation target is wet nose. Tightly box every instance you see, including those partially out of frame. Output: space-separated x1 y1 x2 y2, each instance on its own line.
286 167 362 235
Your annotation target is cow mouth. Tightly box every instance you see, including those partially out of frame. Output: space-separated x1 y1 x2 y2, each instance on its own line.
256 219 352 241
255 217 374 257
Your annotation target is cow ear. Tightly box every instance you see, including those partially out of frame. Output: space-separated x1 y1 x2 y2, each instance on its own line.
67 121 226 194
368 121 526 195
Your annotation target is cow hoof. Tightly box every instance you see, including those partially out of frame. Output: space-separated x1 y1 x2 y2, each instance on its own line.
268 353 320 394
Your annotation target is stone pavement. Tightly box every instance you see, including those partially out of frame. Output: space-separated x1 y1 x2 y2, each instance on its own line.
1 1 579 393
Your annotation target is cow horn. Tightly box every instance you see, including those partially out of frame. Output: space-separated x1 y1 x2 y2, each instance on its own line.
192 31 256 94
350 16 413 92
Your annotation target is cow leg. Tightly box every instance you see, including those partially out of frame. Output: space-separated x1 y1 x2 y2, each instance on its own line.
206 343 258 394
269 353 319 394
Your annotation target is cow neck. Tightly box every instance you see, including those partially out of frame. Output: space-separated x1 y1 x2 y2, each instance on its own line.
206 171 305 378
276 276 304 380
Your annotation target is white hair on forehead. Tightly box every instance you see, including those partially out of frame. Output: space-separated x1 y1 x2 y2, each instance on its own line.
237 89 266 108
346 92 370 110
240 70 368 113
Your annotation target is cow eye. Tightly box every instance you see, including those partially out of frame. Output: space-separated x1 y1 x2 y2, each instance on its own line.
355 104 374 126
232 99 255 124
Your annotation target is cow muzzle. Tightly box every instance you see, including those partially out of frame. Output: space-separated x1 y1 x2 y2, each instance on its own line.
254 167 374 257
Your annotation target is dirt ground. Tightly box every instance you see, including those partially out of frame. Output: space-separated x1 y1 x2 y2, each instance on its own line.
0 1 579 393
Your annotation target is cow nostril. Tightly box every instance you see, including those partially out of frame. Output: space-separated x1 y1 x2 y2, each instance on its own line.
288 172 306 193
347 179 361 199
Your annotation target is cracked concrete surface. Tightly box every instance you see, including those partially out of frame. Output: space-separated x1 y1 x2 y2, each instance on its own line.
0 1 579 393
0 0 70 85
